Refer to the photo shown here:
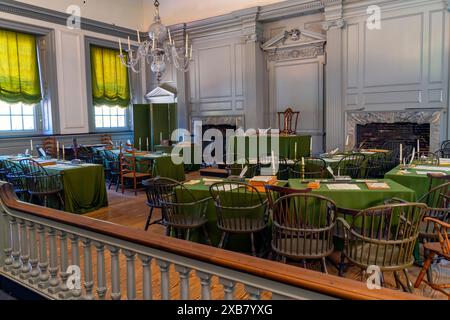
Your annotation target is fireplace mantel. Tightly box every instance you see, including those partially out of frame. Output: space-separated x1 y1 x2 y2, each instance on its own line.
346 111 443 152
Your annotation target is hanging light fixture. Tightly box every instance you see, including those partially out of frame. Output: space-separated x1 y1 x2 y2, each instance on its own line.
118 0 193 83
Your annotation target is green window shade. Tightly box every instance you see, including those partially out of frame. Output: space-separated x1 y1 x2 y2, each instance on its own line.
0 29 42 104
91 46 130 107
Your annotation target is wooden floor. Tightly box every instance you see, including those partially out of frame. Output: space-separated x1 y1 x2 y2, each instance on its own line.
82 172 450 300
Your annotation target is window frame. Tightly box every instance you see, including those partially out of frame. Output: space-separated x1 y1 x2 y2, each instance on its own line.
0 20 58 138
85 36 142 134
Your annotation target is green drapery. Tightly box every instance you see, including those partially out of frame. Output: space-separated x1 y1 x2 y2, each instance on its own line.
91 46 130 107
0 29 42 104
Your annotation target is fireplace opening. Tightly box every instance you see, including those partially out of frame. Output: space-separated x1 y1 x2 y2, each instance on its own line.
356 122 430 151
202 124 237 165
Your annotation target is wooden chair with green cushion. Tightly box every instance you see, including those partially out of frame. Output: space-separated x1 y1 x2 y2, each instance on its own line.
289 157 327 179
209 182 269 256
160 182 212 244
336 154 365 179
271 194 337 273
337 203 428 292
414 217 450 299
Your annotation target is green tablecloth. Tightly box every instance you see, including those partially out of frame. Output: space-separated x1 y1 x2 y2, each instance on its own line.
111 150 186 182
288 179 416 210
46 164 108 214
228 135 311 160
384 165 449 200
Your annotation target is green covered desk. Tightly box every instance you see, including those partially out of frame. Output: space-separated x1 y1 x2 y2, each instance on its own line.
228 135 311 160
385 165 450 200
45 163 108 214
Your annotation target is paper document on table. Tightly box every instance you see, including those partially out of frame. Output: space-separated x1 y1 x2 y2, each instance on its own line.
415 171 446 175
202 178 224 186
439 159 450 165
326 184 361 191
183 180 201 186
415 166 450 172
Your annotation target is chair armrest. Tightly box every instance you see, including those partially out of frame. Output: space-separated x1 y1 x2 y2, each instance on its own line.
336 217 351 231
424 217 450 229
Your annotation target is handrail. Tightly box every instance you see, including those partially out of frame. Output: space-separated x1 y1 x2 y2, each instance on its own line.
0 183 424 300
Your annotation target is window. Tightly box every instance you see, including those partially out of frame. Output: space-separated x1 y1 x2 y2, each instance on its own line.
94 105 126 129
90 45 131 131
0 101 37 132
0 29 42 135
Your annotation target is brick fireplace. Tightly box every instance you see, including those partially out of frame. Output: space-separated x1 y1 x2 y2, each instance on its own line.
346 111 443 152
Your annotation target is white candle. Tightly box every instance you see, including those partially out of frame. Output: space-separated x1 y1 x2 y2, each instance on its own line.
160 132 163 142
119 38 123 56
146 137 149 151
301 157 305 166
139 137 142 150
310 137 313 156
190 44 193 59
137 30 141 43
417 139 420 155
62 145 65 160
399 144 403 164
294 142 298 160
346 135 350 146
127 36 131 51
271 151 276 172
168 28 172 44
56 140 60 159
30 140 33 154
152 37 155 50
185 34 189 56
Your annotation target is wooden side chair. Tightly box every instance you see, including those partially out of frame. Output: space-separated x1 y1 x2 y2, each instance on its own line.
289 157 327 179
278 108 300 136
408 151 440 166
119 151 152 196
19 159 48 176
142 177 181 231
2 160 28 201
43 137 57 158
25 174 65 210
338 203 428 292
336 154 366 179
363 152 386 179
271 194 337 273
101 134 113 146
414 217 450 299
265 184 311 211
209 182 269 256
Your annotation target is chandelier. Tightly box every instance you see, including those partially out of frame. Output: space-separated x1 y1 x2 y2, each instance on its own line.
118 0 193 83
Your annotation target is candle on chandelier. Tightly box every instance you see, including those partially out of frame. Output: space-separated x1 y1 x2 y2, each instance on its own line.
30 140 33 155
152 37 155 50
168 28 172 45
146 137 149 151
127 36 131 51
185 34 189 57
119 38 123 56
137 30 141 43
190 44 193 59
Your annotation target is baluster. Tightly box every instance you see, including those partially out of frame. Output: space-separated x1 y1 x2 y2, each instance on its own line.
196 271 212 300
47 228 60 294
0 209 6 268
37 225 49 289
95 242 107 300
27 221 40 285
175 265 191 300
219 278 236 300
82 238 94 300
108 246 121 300
140 255 153 300
124 250 136 300
58 231 71 299
70 234 82 299
2 210 13 272
19 219 31 280
245 285 262 300
10 216 21 276
156 259 171 300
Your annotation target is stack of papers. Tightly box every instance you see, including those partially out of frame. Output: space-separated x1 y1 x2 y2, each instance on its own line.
415 166 450 172
326 184 361 191
183 180 201 186
366 182 390 190
202 178 224 186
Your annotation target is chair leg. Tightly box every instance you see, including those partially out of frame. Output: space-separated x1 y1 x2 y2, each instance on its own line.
57 192 65 210
415 252 435 289
393 271 403 290
201 225 212 246
186 229 191 241
145 207 154 231
403 269 413 293
338 252 346 277
218 232 227 249
250 233 257 257
281 256 287 264
321 258 328 274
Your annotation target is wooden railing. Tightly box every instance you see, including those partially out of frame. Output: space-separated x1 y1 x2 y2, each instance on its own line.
0 182 422 300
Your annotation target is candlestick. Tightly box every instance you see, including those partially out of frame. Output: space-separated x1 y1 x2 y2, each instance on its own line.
56 140 60 160
399 144 403 165
271 151 276 174
301 157 305 181
185 34 189 57
119 38 123 56
137 30 141 43
128 36 131 51
62 145 65 161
